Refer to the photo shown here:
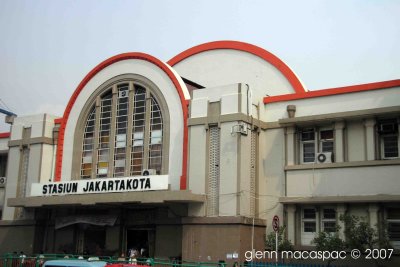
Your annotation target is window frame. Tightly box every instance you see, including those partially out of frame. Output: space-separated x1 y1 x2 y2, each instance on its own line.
378 119 400 160
72 75 170 180
299 127 334 164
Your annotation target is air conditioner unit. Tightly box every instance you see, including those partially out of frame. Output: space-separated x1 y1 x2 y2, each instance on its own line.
316 152 332 163
231 123 248 136
142 169 156 176
0 177 6 187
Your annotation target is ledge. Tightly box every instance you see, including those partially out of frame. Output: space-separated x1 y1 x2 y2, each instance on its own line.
285 159 400 171
278 106 400 126
182 216 266 226
280 194 400 204
7 190 205 208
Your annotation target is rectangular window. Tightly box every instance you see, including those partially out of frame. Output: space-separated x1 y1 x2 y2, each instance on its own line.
302 208 316 233
322 208 336 232
300 128 334 164
301 130 315 163
387 208 400 246
378 119 399 159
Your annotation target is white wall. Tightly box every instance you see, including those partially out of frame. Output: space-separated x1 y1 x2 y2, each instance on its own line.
173 49 297 97
264 87 400 122
62 59 189 190
286 165 400 197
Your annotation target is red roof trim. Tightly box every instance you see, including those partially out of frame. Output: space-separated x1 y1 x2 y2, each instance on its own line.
168 40 306 94
0 132 10 138
56 53 189 190
264 79 400 104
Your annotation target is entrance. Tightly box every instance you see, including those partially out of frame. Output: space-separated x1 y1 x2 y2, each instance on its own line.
76 225 106 255
126 229 154 258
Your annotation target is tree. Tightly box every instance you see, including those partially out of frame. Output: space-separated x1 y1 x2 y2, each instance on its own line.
340 214 391 250
312 226 345 267
265 226 294 251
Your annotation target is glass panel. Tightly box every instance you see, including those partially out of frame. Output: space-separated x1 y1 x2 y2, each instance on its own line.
323 222 336 232
130 86 146 176
81 107 96 178
303 142 315 163
383 135 399 158
323 208 336 219
97 91 112 178
320 130 333 140
148 95 163 174
303 208 316 219
301 130 315 141
322 141 334 153
304 222 316 232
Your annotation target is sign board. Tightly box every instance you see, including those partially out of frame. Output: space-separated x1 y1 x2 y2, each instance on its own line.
272 215 280 232
30 175 169 197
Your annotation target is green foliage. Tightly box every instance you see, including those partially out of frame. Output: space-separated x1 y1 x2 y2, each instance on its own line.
265 226 294 251
312 229 345 251
339 214 392 250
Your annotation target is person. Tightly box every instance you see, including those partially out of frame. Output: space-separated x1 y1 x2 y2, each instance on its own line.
19 252 26 264
117 252 126 262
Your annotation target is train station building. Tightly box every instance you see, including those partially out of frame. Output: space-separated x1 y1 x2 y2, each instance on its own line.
0 41 399 261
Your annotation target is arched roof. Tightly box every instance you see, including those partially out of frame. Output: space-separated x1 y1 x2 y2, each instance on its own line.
168 40 307 94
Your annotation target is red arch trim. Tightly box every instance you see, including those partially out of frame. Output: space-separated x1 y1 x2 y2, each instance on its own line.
168 40 306 94
55 53 189 190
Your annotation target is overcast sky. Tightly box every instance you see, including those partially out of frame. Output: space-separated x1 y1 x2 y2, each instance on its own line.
0 0 399 132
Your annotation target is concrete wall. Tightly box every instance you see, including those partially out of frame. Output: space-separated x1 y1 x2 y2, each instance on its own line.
0 221 36 254
182 222 265 263
261 128 286 233
154 225 182 258
286 165 400 197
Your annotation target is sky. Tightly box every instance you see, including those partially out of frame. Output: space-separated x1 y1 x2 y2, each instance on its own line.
0 0 399 132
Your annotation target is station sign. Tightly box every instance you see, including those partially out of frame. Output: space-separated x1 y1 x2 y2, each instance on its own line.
30 175 169 197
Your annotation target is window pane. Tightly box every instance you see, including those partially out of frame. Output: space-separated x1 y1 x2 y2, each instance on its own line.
323 208 336 219
322 141 334 153
301 130 315 141
320 130 333 140
303 142 315 163
323 222 336 232
388 223 400 241
383 136 399 158
303 208 316 219
80 107 96 178
304 222 316 232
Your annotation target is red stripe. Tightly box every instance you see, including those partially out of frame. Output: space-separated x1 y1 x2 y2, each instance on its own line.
55 53 189 189
0 132 10 138
264 79 400 104
168 40 306 94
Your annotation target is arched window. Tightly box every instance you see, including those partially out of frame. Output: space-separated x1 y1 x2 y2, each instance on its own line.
79 81 164 179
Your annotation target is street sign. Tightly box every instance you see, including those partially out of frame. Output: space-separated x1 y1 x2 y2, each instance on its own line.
272 215 280 232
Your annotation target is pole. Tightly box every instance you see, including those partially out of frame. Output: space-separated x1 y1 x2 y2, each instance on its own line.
251 217 254 258
275 231 278 263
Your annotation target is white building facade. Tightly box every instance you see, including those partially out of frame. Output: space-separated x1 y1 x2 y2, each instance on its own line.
0 41 399 260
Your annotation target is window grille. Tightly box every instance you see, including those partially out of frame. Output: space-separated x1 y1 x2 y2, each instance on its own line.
207 126 220 216
80 83 163 179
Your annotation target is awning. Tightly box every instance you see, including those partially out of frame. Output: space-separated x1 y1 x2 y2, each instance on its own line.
55 214 117 229
7 190 205 208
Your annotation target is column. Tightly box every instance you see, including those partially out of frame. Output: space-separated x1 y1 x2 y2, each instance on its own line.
286 126 296 166
336 204 346 240
334 121 345 163
286 205 296 244
368 204 379 231
364 118 376 161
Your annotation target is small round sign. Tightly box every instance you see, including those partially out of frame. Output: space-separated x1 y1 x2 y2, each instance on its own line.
272 215 280 232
